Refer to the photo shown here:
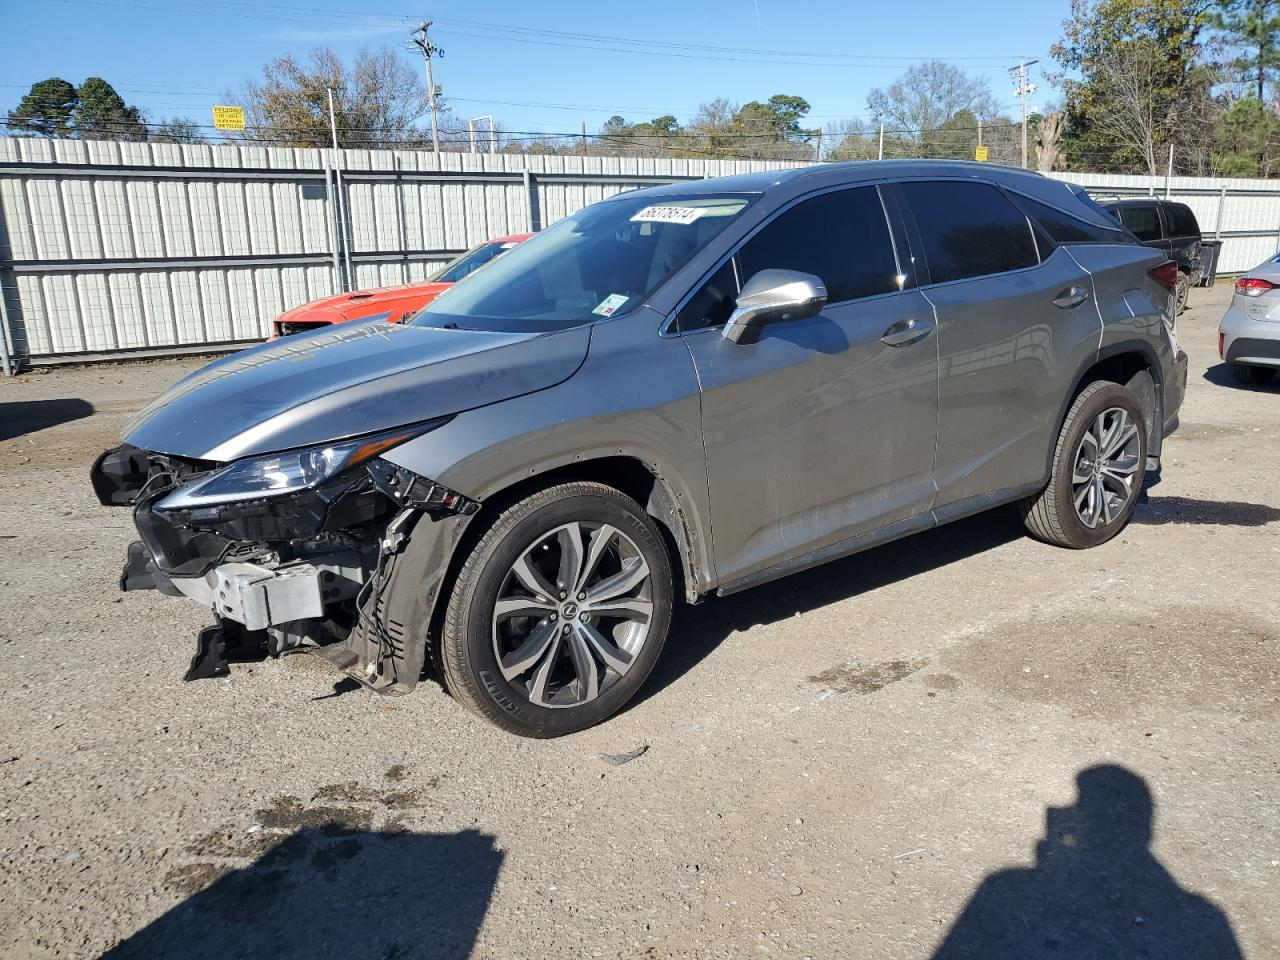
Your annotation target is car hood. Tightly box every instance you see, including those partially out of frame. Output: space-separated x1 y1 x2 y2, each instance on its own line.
123 318 592 461
276 282 452 323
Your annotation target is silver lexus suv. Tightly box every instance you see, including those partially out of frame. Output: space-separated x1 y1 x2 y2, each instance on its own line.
92 161 1188 737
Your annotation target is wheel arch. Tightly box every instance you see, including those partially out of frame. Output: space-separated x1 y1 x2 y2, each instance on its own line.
1046 340 1165 480
463 455 704 606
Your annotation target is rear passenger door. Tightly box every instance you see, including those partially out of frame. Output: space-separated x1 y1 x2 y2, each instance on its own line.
896 179 1102 515
681 185 939 589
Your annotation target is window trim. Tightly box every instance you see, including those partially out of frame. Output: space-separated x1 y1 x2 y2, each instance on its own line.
1006 189 1132 247
664 182 906 337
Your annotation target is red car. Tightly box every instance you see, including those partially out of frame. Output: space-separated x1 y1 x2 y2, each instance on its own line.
270 233 532 338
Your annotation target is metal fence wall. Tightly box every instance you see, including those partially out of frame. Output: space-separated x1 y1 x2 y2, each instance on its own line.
4 134 1280 369
1051 170 1280 275
0 136 805 368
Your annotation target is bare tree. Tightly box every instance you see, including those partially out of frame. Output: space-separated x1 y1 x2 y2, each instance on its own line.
866 61 1003 147
1036 111 1068 171
685 97 738 158
1088 41 1169 174
233 46 430 148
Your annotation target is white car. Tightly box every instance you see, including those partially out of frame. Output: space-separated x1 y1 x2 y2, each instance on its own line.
1219 255 1280 385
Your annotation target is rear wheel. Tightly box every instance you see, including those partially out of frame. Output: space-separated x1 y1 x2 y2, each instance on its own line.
1022 381 1148 549
1175 271 1190 314
440 481 673 737
1232 363 1277 386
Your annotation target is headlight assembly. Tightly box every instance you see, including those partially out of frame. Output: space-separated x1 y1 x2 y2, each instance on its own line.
155 423 443 511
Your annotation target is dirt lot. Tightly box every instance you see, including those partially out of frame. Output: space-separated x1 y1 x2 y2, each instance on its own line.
1 283 1277 960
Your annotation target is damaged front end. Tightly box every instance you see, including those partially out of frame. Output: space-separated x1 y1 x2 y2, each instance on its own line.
91 424 477 692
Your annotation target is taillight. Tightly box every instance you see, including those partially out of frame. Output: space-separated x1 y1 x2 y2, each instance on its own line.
1148 260 1179 292
1234 277 1278 298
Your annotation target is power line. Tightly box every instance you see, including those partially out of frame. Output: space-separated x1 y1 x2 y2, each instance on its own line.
41 0 1036 68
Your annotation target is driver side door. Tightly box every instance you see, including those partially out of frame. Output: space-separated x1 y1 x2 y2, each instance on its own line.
679 185 940 592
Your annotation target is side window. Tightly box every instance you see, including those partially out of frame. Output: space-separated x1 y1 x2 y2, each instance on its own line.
1119 205 1162 242
676 258 738 332
737 187 900 304
1165 203 1201 238
900 180 1039 284
1014 194 1130 244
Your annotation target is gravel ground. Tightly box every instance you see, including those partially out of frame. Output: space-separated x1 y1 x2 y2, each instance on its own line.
1 283 1277 960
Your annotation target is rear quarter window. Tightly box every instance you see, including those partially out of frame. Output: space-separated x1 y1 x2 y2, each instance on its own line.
1014 193 1132 245
900 180 1039 284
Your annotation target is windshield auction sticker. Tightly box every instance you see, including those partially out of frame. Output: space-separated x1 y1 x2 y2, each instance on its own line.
592 293 630 317
630 205 707 225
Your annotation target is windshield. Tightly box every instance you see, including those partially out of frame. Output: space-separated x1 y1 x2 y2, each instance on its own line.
414 193 755 331
431 239 522 284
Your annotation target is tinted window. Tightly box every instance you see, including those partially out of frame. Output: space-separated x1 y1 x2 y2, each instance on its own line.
1015 194 1130 244
677 259 738 332
901 181 1039 283
1164 203 1201 238
737 186 899 304
1119 205 1162 242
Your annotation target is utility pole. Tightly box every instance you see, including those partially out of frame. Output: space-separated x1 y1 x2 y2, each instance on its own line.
813 130 822 162
877 122 884 161
1165 142 1175 197
410 20 442 152
327 86 352 292
1010 57 1039 169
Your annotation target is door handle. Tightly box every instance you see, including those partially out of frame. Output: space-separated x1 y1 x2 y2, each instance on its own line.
880 316 934 347
1053 286 1090 309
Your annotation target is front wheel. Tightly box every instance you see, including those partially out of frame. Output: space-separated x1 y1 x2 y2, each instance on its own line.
1022 381 1148 549
440 481 673 737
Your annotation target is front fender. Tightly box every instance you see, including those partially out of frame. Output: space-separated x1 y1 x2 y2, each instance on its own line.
383 312 717 594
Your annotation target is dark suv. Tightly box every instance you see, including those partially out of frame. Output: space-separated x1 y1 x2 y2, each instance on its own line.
94 161 1189 736
1100 199 1202 313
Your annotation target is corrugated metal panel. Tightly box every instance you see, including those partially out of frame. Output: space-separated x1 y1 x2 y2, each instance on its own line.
2 135 1275 363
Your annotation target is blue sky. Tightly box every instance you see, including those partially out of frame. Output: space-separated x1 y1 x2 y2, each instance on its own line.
1 0 1069 138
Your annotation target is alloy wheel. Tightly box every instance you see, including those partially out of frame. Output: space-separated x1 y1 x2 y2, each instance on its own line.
491 522 653 708
1071 406 1142 529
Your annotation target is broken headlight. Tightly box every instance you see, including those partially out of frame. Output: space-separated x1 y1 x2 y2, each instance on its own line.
154 422 446 511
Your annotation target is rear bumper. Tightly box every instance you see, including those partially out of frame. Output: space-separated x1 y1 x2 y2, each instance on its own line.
1219 302 1280 367
1224 336 1280 367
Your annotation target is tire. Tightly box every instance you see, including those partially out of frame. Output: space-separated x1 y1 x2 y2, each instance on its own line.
1232 363 1277 386
1175 272 1190 315
1022 381 1148 549
439 481 673 737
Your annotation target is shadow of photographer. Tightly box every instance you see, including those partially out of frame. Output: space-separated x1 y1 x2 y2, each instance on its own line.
933 765 1243 960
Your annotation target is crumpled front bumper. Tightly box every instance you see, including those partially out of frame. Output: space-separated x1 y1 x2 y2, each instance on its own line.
169 556 367 631
93 443 477 689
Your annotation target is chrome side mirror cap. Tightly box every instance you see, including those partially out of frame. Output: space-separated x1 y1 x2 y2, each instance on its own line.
722 269 828 345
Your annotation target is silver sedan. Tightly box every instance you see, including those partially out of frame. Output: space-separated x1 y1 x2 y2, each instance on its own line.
1219 254 1280 385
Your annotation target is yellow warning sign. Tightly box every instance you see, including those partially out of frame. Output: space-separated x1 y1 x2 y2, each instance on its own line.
975 145 989 162
212 105 245 131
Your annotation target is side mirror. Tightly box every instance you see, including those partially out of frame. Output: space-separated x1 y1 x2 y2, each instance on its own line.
722 269 828 345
